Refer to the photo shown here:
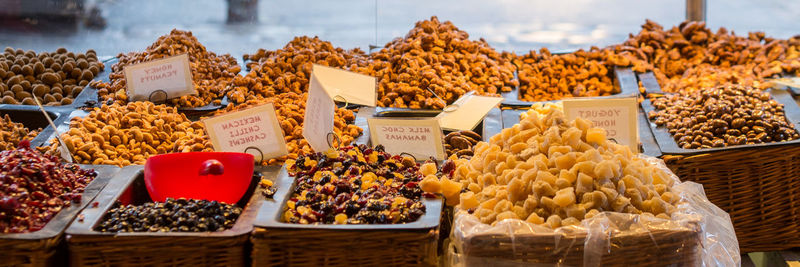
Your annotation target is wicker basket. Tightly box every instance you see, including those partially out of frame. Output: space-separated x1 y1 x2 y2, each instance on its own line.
251 167 441 267
65 165 271 267
639 76 800 252
450 221 700 266
0 165 119 267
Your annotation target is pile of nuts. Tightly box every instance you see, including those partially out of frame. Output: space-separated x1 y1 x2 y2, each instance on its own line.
283 145 430 224
0 114 39 151
95 198 241 233
422 110 681 228
517 48 640 102
227 36 369 104
624 20 800 93
444 130 481 158
1 141 97 233
215 93 362 165
92 29 241 107
42 101 212 166
649 84 799 149
364 16 518 109
1 47 104 105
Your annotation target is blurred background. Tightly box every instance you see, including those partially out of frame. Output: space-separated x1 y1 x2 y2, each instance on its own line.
0 0 798 60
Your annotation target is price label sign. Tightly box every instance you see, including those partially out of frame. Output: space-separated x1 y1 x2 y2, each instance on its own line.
310 64 376 106
303 72 336 152
123 54 194 102
563 97 639 152
437 93 503 131
367 118 446 160
202 103 288 161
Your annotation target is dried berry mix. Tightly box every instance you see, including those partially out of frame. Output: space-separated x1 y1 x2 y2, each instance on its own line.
283 145 429 224
649 84 799 149
0 140 97 233
95 198 241 233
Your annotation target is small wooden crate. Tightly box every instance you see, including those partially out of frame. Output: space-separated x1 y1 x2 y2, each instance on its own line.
65 165 271 267
639 73 800 252
250 167 441 267
0 165 119 267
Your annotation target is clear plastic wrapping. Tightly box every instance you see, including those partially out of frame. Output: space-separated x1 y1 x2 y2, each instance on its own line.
447 156 739 267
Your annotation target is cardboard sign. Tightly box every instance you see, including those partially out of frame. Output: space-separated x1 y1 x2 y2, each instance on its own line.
202 103 288 161
437 93 503 131
310 64 376 106
562 97 639 152
303 74 336 152
367 118 446 160
771 77 800 88
123 54 194 102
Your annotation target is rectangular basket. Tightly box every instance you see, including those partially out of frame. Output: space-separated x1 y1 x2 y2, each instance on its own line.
0 106 63 148
501 67 639 107
65 165 270 267
251 167 442 267
639 79 800 252
0 165 119 267
450 222 701 266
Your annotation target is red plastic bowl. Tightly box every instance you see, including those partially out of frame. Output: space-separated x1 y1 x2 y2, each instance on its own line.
144 152 255 204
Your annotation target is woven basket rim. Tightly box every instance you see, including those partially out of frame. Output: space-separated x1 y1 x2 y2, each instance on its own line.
0 165 119 241
641 88 800 155
253 166 442 231
65 165 267 238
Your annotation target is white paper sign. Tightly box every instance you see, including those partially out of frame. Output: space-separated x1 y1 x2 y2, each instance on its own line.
437 93 503 131
310 64 376 106
563 97 639 152
123 54 194 102
368 118 446 160
303 74 336 152
202 103 288 161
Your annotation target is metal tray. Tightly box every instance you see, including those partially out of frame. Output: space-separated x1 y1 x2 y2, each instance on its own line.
0 164 120 240
253 166 442 231
0 106 62 148
640 88 800 155
502 67 639 107
66 164 268 237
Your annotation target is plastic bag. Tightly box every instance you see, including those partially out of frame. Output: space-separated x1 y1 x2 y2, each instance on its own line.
447 156 739 267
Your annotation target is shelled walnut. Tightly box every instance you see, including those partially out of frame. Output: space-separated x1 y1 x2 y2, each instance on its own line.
624 20 800 93
1 47 104 105
362 16 518 109
444 130 481 158
0 114 39 151
215 93 362 165
423 110 680 228
227 36 370 104
42 102 212 166
91 29 241 107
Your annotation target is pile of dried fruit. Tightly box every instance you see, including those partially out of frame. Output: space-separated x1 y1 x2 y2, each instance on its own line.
43 101 211 166
624 20 800 93
227 36 369 104
649 84 798 148
1 141 97 233
1 47 104 105
422 110 681 228
95 198 241 233
364 16 518 109
91 29 241 107
215 93 362 165
0 114 39 151
444 130 481 158
283 145 430 224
